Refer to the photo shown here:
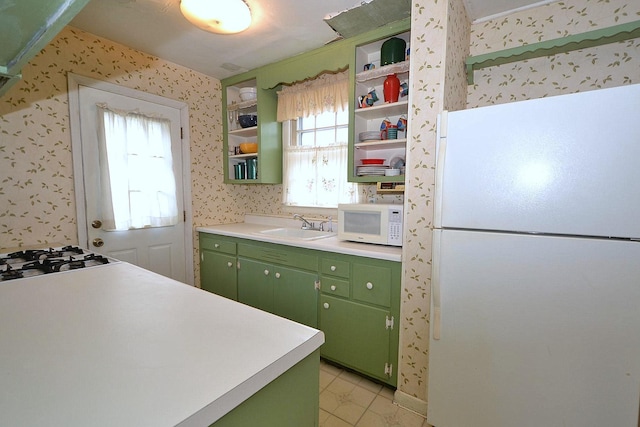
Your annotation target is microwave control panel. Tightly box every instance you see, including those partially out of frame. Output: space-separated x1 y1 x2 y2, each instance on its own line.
388 208 403 244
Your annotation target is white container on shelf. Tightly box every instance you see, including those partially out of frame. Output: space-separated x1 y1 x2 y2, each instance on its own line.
239 87 257 101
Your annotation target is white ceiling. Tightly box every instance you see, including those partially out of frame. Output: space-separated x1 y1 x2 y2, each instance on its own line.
70 0 554 80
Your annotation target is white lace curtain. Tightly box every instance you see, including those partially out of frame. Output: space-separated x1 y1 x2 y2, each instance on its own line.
276 70 349 122
96 103 179 231
283 143 357 207
277 70 358 207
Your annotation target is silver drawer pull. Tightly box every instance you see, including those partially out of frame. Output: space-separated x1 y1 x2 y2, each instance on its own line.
227 261 233 268
214 243 220 248
330 285 336 291
264 269 269 276
366 282 374 290
330 265 337 271
275 272 281 279
323 302 330 309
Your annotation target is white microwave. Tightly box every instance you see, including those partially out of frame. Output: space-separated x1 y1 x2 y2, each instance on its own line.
337 203 404 246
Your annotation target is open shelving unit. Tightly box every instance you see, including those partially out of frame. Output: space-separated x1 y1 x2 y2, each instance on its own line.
351 29 410 186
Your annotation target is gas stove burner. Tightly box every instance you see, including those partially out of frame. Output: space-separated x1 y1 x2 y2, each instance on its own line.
0 245 117 282
83 254 110 264
1 265 23 281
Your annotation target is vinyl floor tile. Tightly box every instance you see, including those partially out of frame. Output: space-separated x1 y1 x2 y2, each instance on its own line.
319 360 430 427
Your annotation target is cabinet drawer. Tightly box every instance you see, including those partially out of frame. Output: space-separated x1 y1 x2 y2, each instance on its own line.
238 243 317 271
321 277 350 298
352 263 391 307
200 235 236 255
320 258 350 279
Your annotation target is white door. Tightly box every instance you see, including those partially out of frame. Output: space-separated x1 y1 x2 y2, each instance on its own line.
69 75 192 284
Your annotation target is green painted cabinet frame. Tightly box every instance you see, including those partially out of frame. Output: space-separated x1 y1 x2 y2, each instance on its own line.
221 73 281 184
219 18 411 185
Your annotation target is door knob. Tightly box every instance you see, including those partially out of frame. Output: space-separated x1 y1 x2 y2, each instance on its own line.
92 238 104 248
91 220 102 229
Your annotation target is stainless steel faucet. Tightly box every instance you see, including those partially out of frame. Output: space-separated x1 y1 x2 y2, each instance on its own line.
293 214 315 230
318 216 333 232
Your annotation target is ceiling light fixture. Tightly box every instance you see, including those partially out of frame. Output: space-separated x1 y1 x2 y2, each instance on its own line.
180 0 252 35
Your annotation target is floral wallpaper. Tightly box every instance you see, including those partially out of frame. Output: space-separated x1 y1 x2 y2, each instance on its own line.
0 26 247 279
467 0 640 106
1 0 639 418
398 0 469 410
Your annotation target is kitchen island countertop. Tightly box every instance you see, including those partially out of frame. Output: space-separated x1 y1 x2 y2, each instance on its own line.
197 215 402 262
0 262 324 426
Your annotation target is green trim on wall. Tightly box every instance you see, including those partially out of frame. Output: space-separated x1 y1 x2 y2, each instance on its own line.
222 18 411 90
466 19 640 84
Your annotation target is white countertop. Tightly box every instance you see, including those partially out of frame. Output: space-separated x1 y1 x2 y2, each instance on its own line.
0 262 324 427
196 215 402 262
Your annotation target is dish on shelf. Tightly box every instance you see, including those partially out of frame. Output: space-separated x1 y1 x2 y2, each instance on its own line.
238 114 257 128
357 165 389 176
359 131 380 141
389 156 405 169
239 142 258 154
361 158 385 165
239 87 257 101
397 115 407 131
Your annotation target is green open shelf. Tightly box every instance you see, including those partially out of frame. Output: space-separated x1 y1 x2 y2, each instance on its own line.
466 19 640 84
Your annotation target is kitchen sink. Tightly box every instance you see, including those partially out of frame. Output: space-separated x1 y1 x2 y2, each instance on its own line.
256 227 336 241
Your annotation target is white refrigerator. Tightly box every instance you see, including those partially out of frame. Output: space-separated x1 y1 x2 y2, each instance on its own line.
428 84 640 427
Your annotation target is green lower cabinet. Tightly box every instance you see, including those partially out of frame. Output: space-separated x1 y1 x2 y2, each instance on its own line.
238 257 318 328
199 232 400 387
200 234 238 300
273 265 319 329
237 258 275 313
319 254 400 387
201 250 237 300
320 294 394 385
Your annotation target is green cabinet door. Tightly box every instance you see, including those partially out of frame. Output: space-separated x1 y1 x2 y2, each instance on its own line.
320 294 392 383
237 257 274 314
201 250 237 300
273 265 318 328
238 258 318 328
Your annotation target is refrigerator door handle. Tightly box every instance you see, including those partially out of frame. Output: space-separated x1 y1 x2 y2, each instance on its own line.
432 229 442 340
434 111 448 229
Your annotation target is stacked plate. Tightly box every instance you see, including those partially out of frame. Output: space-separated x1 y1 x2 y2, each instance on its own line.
359 131 380 142
357 160 387 176
357 165 389 176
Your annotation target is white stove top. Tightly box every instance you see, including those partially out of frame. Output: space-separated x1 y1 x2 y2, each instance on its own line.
0 245 118 282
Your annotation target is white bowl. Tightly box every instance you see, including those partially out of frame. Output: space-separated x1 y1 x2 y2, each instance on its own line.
239 87 257 101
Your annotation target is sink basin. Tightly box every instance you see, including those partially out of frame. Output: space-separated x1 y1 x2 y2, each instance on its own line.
257 228 336 241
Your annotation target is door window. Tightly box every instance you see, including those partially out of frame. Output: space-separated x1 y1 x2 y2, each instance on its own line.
97 104 178 231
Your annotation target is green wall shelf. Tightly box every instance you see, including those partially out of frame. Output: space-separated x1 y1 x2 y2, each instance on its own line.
0 0 91 96
466 19 640 84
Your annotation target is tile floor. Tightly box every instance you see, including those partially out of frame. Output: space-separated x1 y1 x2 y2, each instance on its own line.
319 360 430 427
